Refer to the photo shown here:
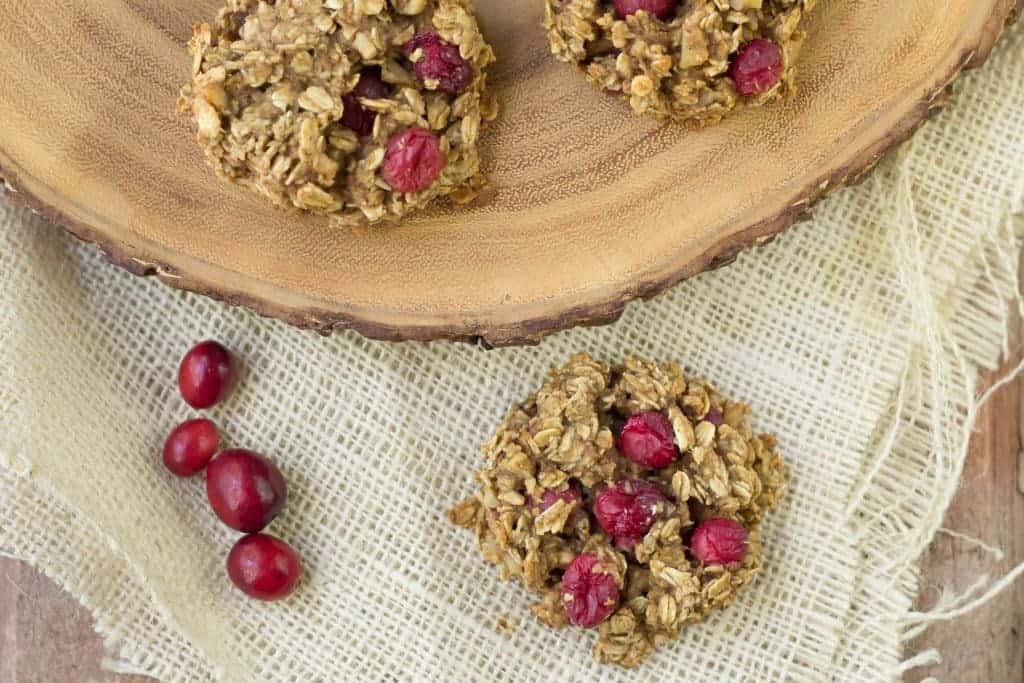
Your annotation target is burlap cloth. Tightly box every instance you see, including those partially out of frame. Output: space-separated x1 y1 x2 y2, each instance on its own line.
3 23 1024 683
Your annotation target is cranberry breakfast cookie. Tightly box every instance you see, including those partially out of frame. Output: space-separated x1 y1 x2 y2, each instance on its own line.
450 353 785 666
544 0 816 124
180 0 497 225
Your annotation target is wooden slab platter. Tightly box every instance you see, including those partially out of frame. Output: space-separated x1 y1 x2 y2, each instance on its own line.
0 1 1020 345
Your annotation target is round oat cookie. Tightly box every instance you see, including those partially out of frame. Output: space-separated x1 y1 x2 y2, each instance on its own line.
179 0 496 225
449 353 786 667
544 0 816 125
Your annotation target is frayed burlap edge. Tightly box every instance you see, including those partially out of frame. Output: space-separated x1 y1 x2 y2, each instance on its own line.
831 148 1024 680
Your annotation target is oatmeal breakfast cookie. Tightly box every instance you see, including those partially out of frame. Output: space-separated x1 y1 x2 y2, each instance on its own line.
179 0 497 225
544 0 816 124
450 353 785 667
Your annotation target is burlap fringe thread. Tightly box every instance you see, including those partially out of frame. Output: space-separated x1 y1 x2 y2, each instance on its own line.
839 145 1024 679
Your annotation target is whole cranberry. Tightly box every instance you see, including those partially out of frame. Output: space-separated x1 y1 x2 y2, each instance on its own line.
227 533 302 601
381 128 445 193
162 418 219 477
178 341 235 409
535 482 582 511
618 411 679 468
730 38 783 96
691 518 749 565
613 0 679 20
341 67 391 137
403 31 474 94
561 553 619 628
594 480 668 548
206 449 287 533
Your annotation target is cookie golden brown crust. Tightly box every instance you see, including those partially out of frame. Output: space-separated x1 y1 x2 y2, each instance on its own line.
450 353 785 667
544 0 815 124
179 0 497 226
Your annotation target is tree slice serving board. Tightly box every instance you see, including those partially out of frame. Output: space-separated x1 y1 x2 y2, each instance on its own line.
0 1 1019 345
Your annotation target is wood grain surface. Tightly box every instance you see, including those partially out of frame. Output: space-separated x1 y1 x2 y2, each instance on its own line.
0 1 1020 345
1 346 1021 682
905 300 1024 682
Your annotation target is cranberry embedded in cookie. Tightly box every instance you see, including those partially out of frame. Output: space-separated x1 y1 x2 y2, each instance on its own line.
562 553 620 628
730 39 784 96
618 410 679 468
382 128 446 193
704 406 724 427
535 482 583 512
594 480 669 548
341 68 391 137
691 518 749 565
612 0 679 21
404 31 475 94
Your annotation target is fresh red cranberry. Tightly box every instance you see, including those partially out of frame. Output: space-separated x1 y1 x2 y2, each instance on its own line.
162 418 219 477
594 480 668 548
561 553 619 627
206 449 287 533
403 31 474 94
535 483 582 511
178 341 235 409
381 128 445 193
341 67 391 137
704 407 724 427
618 411 679 468
613 0 679 20
730 38 783 96
691 518 748 564
227 533 302 601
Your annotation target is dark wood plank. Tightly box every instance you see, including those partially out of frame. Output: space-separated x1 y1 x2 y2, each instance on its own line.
907 307 1024 682
0 559 153 683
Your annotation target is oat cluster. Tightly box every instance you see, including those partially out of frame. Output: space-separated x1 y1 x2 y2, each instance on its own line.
179 0 496 225
544 0 816 124
450 353 785 666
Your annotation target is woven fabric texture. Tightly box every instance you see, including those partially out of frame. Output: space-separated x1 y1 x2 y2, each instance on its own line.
2 24 1024 683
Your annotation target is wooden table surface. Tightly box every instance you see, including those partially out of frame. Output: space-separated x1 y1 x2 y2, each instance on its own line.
1 338 1022 683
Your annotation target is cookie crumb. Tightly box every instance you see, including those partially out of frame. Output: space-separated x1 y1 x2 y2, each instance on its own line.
495 616 517 636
